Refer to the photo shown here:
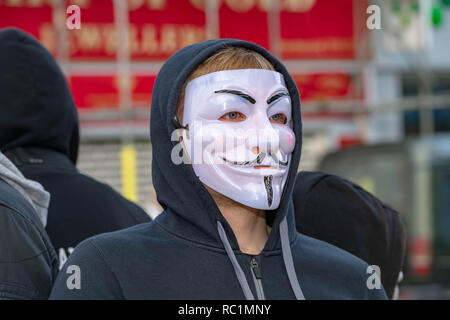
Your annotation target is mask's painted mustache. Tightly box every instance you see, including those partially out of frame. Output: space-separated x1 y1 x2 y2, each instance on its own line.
222 153 288 167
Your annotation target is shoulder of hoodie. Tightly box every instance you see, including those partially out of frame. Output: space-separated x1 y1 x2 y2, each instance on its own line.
0 178 57 276
69 214 375 276
292 230 369 273
0 177 46 235
65 218 165 262
53 220 167 284
22 163 150 224
297 171 399 214
50 218 184 299
73 172 151 223
291 231 387 299
61 211 230 276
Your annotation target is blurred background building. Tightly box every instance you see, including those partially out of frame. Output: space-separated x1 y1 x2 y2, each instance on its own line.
1 0 450 299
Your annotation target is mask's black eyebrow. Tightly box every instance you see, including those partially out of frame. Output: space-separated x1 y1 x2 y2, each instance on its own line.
267 92 289 105
214 89 256 104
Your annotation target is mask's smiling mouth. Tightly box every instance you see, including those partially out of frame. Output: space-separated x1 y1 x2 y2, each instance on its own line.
221 153 265 166
220 152 288 169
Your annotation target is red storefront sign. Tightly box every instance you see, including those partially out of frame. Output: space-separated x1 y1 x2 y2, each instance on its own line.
1 0 357 60
69 74 156 109
293 73 357 102
69 72 356 110
0 0 207 59
0 0 53 48
66 0 206 60
280 0 355 59
1 0 363 112
217 0 356 59
218 0 269 50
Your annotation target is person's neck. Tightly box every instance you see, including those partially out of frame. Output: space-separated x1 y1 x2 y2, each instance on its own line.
205 185 270 255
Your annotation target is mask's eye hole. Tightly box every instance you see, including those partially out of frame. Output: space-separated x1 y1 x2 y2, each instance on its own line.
219 112 247 122
269 113 287 124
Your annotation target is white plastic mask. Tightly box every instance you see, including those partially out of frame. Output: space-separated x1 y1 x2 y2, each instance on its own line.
181 69 295 210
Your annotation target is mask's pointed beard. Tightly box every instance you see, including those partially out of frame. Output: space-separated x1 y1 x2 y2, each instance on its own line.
264 175 273 207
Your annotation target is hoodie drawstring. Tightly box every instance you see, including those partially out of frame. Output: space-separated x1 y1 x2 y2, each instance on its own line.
217 221 255 300
280 217 305 300
217 217 305 300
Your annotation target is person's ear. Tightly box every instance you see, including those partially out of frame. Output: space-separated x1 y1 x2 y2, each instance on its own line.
171 115 189 140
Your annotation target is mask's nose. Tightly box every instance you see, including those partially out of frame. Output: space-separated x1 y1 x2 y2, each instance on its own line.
246 114 280 156
258 128 280 156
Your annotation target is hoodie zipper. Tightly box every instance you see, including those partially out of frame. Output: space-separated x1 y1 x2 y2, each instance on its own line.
250 257 265 300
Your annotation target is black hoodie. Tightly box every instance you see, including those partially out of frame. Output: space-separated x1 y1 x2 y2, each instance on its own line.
49 39 387 299
0 28 150 263
293 171 407 299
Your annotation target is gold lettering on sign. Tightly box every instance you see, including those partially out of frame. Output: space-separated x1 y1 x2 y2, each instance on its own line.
5 0 22 6
282 0 316 12
129 25 140 55
129 0 146 10
256 0 271 11
39 23 55 54
66 23 206 57
141 24 159 54
225 0 254 12
70 0 90 9
188 0 204 11
281 38 353 54
2 0 90 8
317 75 347 91
129 0 166 10
76 24 102 52
179 25 201 48
147 0 166 10
28 0 46 7
160 24 177 54
102 24 117 55
187 0 316 12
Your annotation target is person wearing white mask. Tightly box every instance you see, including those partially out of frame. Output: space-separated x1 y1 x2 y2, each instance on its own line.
50 41 387 300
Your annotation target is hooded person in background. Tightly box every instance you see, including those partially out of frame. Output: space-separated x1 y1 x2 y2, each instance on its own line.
0 151 58 299
0 28 151 269
50 40 387 300
292 171 407 299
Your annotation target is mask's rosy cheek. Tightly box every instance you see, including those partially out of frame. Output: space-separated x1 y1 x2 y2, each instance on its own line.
279 129 296 154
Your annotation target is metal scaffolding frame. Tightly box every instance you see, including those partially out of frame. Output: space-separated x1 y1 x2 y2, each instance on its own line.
48 0 450 141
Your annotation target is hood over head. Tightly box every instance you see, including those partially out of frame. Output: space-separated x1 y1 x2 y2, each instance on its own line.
150 39 302 249
0 28 79 164
150 39 304 299
293 171 407 299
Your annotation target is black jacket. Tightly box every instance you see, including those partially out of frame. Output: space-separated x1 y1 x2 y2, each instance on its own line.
0 28 151 267
293 171 407 299
0 178 58 299
49 39 387 300
5 147 151 267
